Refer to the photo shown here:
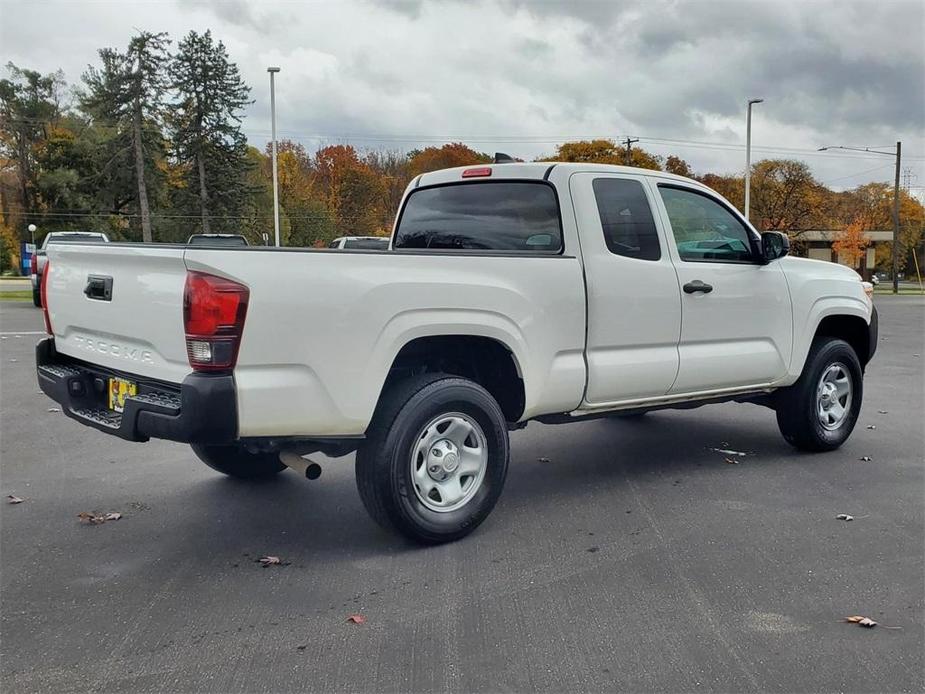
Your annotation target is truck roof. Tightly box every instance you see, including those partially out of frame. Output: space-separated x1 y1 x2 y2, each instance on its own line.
415 162 704 189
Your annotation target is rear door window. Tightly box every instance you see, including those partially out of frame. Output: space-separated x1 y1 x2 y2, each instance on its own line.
394 182 562 252
592 178 661 260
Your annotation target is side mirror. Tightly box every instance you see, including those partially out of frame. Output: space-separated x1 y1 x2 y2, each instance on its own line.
761 231 789 263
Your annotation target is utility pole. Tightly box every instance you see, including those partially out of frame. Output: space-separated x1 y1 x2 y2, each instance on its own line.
744 98 764 222
891 141 901 294
268 67 281 247
622 137 638 165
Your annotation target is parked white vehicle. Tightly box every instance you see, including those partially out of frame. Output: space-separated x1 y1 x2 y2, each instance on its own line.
37 162 877 543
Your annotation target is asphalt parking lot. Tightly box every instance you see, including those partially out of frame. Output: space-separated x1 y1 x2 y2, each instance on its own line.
1 296 923 693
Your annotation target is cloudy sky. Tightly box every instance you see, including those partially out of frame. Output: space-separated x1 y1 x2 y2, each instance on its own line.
2 0 924 192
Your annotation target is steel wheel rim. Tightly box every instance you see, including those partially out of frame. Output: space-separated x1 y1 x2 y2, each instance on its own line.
410 412 488 513
816 362 852 430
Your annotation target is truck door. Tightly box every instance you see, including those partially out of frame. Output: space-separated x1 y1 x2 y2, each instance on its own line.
651 182 792 393
570 173 682 404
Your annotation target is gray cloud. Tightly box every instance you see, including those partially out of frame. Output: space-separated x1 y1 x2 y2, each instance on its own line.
1 0 922 189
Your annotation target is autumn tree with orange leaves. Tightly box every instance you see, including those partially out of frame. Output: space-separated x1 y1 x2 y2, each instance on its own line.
832 219 870 268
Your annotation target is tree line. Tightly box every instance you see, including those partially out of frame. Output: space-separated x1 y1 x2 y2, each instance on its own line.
1 30 923 275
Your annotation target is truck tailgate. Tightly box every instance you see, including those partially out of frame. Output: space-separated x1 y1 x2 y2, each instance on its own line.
45 244 190 384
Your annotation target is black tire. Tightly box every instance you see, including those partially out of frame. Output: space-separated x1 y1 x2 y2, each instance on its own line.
356 373 510 544
32 286 41 307
191 443 286 479
775 337 863 452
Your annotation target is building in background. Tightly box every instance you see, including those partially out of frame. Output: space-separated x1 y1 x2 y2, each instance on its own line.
800 230 891 279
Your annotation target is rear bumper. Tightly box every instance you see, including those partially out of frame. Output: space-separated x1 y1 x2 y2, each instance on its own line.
36 338 237 444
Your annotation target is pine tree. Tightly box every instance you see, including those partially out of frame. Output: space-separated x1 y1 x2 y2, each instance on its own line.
80 32 170 242
170 30 252 233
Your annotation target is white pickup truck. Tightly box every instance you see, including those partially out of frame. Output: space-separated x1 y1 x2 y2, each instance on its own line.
37 162 877 543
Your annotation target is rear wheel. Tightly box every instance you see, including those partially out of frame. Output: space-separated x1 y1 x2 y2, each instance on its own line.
356 373 509 544
32 286 41 307
775 337 863 451
191 443 286 479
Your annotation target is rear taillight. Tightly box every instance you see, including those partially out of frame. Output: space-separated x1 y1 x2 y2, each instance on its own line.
29 253 37 277
183 271 249 372
41 261 52 334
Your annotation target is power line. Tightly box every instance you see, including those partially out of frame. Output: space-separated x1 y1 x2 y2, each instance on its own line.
4 115 923 161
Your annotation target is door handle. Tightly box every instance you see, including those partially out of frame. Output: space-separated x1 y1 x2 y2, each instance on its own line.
683 280 713 294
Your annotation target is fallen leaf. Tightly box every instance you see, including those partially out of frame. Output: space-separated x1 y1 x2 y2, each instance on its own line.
859 456 872 462
9 359 17 363
7 495 24 504
844 615 877 628
346 614 366 624
866 425 876 430
724 457 739 465
843 614 901 629
537 457 550 463
104 512 122 521
586 546 600 553
257 555 281 567
878 410 888 414
47 407 60 413
77 511 105 525
711 448 748 456
836 514 854 521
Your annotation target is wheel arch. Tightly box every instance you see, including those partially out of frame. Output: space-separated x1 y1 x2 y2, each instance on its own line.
375 334 527 423
813 314 873 368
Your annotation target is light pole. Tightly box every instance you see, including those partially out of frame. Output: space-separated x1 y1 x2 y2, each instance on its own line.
268 67 281 247
818 143 902 294
744 98 764 222
28 223 36 245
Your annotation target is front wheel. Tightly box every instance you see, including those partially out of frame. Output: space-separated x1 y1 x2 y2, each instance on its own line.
191 443 286 479
356 374 510 544
775 337 863 451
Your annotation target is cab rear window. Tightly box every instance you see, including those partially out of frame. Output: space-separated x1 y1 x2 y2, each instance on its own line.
394 182 562 253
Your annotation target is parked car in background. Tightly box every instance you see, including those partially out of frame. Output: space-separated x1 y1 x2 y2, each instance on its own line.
36 162 877 544
329 236 390 250
187 234 249 247
31 231 109 307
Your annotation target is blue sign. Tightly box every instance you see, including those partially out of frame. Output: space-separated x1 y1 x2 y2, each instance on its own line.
20 242 35 275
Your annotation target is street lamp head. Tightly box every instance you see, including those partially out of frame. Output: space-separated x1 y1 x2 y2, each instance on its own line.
817 147 829 151
748 98 764 105
27 224 37 232
267 66 281 73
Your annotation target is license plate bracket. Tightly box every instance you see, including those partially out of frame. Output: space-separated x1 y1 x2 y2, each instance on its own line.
108 377 137 413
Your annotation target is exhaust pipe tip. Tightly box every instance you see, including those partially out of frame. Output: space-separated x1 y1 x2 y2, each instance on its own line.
280 450 322 481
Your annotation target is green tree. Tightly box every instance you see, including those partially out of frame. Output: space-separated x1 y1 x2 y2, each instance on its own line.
0 63 66 230
81 32 170 242
170 30 252 234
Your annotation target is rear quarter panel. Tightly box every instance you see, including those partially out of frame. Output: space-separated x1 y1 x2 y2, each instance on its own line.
184 249 587 437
